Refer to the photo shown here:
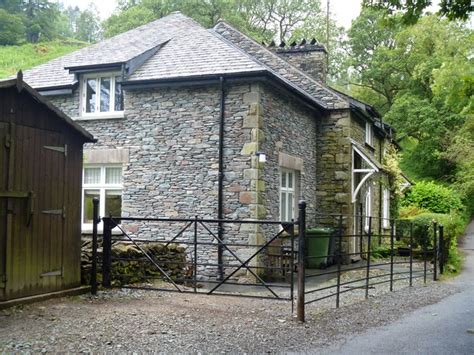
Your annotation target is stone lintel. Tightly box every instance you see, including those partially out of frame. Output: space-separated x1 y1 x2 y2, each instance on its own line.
84 148 129 164
278 152 303 171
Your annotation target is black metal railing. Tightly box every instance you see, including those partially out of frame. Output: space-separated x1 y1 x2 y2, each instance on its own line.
89 199 447 323
295 201 447 321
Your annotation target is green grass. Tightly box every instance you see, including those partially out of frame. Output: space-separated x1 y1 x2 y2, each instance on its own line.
0 40 87 79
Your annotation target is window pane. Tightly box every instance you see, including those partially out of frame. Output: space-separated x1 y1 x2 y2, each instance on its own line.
281 172 286 188
288 172 293 189
84 168 101 184
86 79 97 113
115 76 123 111
100 78 111 112
281 193 287 221
105 190 122 217
289 192 295 220
83 190 100 224
105 167 122 184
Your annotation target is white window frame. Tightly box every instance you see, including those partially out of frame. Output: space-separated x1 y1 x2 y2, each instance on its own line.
82 165 123 231
382 187 390 229
365 121 374 146
80 72 124 119
364 186 372 232
280 169 296 222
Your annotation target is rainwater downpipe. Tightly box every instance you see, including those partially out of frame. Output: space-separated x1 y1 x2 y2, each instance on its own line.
217 76 225 280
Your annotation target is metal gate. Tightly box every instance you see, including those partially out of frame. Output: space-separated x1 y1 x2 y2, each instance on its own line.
90 199 299 302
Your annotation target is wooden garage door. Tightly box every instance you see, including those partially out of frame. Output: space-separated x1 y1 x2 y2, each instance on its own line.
1 123 67 300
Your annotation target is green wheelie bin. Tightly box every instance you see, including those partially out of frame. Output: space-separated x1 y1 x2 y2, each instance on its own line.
306 227 334 269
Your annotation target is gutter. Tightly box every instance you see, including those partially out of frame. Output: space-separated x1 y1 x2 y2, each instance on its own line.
122 71 328 111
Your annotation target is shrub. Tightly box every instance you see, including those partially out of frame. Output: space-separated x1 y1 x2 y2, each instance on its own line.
410 213 440 248
409 212 467 273
399 205 429 219
402 181 463 213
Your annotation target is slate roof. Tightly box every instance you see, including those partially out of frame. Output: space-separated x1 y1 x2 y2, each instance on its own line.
128 15 265 81
212 22 349 110
23 12 352 111
23 13 265 89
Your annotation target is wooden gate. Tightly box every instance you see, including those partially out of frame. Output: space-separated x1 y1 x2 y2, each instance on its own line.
0 122 67 300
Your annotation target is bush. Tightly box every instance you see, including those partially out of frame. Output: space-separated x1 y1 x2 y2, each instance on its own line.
409 212 467 273
402 181 463 213
399 205 429 219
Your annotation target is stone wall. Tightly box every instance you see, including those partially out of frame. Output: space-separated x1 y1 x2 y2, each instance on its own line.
351 115 388 236
259 83 318 222
81 239 187 286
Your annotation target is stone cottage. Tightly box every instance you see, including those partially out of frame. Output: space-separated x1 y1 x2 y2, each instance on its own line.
23 12 394 266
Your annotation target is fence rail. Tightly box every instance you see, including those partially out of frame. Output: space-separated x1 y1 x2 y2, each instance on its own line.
89 198 447 323
295 202 447 321
90 198 298 303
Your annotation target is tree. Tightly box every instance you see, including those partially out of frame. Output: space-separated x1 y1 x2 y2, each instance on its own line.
23 0 61 42
75 4 101 42
345 9 473 181
103 5 155 38
0 8 25 44
363 0 473 23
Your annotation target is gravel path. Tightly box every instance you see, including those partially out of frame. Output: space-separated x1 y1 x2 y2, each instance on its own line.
0 278 459 353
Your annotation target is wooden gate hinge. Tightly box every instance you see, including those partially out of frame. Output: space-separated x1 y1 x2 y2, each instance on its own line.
4 134 11 148
44 144 67 157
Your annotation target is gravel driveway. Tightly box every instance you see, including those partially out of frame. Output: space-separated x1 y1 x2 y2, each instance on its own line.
0 279 459 353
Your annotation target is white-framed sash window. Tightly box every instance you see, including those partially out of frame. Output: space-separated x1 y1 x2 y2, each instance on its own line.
82 165 123 230
280 169 296 221
365 122 374 146
81 73 123 118
364 185 372 232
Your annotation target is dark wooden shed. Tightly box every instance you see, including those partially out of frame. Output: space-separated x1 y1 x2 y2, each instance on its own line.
0 73 95 305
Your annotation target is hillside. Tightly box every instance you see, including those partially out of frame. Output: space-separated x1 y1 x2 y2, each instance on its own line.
0 40 87 79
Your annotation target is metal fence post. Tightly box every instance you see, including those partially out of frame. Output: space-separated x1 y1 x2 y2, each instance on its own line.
423 225 428 284
290 219 295 315
90 197 99 295
433 222 438 281
390 219 395 292
439 225 445 274
102 217 112 288
297 200 307 322
336 215 343 308
194 216 198 293
409 222 414 287
365 216 372 300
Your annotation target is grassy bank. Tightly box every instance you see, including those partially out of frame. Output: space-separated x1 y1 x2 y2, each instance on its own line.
0 40 86 79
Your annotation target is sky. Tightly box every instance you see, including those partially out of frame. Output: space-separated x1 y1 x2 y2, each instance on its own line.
56 0 451 29
56 0 367 29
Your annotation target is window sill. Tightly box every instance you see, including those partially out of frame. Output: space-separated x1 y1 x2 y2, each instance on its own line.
74 112 125 121
365 142 375 151
81 228 123 235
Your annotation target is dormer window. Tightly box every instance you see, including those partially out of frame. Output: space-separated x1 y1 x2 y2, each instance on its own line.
365 122 374 147
81 73 123 118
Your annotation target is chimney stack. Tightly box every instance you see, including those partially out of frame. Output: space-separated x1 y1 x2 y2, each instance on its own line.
269 39 327 84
